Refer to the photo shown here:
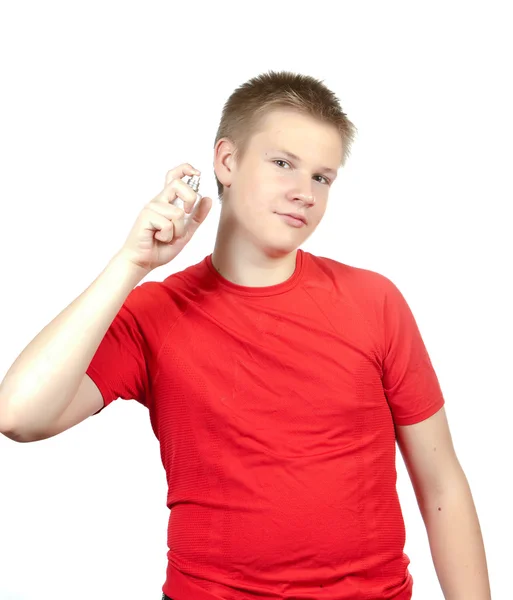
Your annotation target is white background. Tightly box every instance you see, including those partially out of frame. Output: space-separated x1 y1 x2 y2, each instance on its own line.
0 1 511 598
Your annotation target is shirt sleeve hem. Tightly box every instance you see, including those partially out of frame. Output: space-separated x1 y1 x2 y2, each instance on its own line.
393 397 445 426
86 366 114 415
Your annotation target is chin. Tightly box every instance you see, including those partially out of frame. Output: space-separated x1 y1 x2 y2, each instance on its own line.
262 237 304 258
247 216 311 255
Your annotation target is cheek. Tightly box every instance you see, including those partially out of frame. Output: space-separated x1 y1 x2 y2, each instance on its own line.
236 188 270 220
239 177 276 211
311 201 328 224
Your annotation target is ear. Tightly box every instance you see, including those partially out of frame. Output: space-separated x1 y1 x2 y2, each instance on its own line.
214 138 236 190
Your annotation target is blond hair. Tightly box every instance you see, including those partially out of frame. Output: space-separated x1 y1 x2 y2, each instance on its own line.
213 70 357 200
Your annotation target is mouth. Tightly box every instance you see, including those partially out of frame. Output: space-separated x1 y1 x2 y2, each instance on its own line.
276 212 308 226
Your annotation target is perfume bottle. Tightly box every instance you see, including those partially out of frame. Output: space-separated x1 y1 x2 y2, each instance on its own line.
173 174 201 222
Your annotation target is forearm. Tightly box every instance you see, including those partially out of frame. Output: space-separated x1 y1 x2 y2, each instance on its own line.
420 470 491 600
0 253 148 437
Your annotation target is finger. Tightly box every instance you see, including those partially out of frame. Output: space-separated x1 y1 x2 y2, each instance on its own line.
148 199 184 221
147 204 185 240
146 211 175 243
155 222 174 243
158 178 199 214
164 163 200 188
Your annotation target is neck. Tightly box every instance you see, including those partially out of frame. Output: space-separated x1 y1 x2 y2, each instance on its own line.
212 225 298 288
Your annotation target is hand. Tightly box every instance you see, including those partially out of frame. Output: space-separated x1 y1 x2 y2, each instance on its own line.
116 163 212 272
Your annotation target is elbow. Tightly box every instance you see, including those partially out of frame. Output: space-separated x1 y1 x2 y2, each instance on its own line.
0 417 36 443
0 401 37 443
1 421 42 443
2 429 35 443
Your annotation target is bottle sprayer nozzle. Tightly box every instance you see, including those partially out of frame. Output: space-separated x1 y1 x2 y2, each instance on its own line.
186 174 201 192
176 173 202 217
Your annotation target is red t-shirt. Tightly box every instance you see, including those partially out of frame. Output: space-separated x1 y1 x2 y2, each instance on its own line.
86 249 445 600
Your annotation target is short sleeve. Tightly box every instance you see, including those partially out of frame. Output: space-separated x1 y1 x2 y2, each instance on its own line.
381 278 445 426
86 283 155 414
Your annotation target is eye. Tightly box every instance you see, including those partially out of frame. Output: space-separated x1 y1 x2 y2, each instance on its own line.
274 159 291 169
314 175 331 186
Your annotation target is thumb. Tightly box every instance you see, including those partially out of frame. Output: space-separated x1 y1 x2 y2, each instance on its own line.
190 195 212 225
184 196 213 238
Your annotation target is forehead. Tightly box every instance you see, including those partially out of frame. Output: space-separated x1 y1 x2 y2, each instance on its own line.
253 109 343 166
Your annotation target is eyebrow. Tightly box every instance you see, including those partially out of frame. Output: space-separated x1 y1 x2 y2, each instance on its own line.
273 149 338 176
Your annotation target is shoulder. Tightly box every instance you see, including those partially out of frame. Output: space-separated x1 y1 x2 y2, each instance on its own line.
124 256 212 320
306 251 398 299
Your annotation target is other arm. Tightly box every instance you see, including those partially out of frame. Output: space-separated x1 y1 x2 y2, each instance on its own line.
396 407 491 600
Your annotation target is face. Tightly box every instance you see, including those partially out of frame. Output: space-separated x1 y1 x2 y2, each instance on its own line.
214 109 343 257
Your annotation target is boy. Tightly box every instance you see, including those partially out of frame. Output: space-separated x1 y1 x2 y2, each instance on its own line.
0 71 490 599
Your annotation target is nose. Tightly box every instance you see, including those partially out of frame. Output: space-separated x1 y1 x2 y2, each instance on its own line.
293 190 316 207
292 176 316 206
